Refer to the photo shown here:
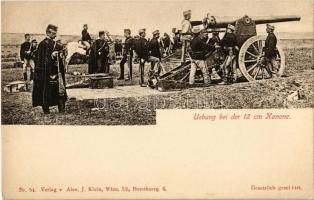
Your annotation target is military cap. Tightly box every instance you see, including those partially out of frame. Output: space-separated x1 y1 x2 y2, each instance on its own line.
46 24 58 31
266 24 275 30
99 31 105 36
152 30 159 35
24 33 30 37
124 29 131 34
192 27 201 34
31 39 37 43
138 28 146 34
183 10 191 16
83 24 88 27
227 24 236 31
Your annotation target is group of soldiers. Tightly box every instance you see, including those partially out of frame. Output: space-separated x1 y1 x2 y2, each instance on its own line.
20 10 278 114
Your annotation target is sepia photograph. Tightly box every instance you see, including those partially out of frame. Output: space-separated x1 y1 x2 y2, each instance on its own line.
1 0 313 125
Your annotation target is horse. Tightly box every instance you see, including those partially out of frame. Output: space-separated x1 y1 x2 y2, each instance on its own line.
64 41 88 71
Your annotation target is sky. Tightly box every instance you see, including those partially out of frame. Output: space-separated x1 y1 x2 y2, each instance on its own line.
1 0 313 38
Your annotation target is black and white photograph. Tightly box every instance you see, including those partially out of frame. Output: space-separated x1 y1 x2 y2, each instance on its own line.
1 0 313 125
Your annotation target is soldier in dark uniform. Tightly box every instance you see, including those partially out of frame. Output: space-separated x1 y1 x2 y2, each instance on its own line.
118 29 134 80
189 27 210 86
207 32 220 53
218 24 238 84
161 32 171 55
29 39 38 80
81 24 92 51
20 33 34 81
88 31 110 74
32 24 67 114
114 39 123 57
264 24 278 77
136 29 149 86
149 30 162 74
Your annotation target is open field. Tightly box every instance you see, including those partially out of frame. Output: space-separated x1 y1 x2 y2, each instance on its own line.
1 39 313 125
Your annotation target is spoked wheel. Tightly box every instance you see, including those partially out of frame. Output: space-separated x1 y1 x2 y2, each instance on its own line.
238 35 285 82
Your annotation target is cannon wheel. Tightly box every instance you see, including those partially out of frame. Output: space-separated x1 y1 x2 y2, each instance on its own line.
238 35 285 82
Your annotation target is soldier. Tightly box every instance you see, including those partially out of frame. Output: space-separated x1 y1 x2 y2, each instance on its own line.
189 27 210 86
114 39 123 57
81 24 92 51
20 33 34 81
264 24 278 77
32 24 67 114
218 24 238 84
118 29 134 80
135 28 149 86
207 32 220 53
88 31 110 74
29 39 38 80
161 32 171 55
149 30 163 75
181 9 193 65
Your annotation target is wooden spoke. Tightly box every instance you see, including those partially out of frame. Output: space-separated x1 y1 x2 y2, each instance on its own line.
244 59 257 63
258 40 263 54
246 51 258 58
251 43 259 54
247 63 258 73
253 67 261 79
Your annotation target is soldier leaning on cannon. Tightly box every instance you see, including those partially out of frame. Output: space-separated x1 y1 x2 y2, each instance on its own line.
118 29 134 81
218 24 238 84
88 31 110 74
32 24 67 114
189 27 211 86
181 9 193 65
264 24 279 77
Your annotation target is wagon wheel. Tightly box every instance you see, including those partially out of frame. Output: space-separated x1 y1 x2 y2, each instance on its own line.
238 35 285 82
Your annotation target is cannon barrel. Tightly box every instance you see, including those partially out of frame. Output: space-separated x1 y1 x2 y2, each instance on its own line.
191 15 301 28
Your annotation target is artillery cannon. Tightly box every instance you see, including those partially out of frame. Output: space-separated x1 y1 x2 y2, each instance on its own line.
199 15 300 81
157 15 301 89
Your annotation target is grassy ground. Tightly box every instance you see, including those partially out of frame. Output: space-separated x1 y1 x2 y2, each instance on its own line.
1 44 313 125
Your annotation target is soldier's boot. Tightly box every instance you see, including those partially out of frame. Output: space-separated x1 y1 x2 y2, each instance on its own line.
23 72 27 81
30 70 34 81
42 105 50 114
117 64 124 80
58 99 65 113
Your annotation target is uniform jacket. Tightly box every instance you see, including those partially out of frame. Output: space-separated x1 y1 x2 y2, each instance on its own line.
88 39 110 74
20 41 31 60
136 37 149 60
220 32 237 47
32 37 67 107
123 36 134 56
190 35 208 60
264 32 277 58
149 38 161 59
82 29 92 42
181 19 193 41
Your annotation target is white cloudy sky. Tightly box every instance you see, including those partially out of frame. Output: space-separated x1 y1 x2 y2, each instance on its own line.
1 0 313 37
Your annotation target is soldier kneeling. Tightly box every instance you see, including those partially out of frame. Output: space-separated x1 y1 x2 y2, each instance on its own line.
189 27 211 86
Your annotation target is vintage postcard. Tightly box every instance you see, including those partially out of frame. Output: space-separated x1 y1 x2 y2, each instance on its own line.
1 0 313 199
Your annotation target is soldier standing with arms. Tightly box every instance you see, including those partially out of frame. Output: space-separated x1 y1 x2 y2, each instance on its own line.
218 24 238 84
136 29 149 87
88 31 110 74
181 10 193 65
118 29 134 81
264 24 278 77
32 24 67 114
189 27 210 86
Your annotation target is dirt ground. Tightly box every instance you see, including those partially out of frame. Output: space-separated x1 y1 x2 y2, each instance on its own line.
1 40 313 125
